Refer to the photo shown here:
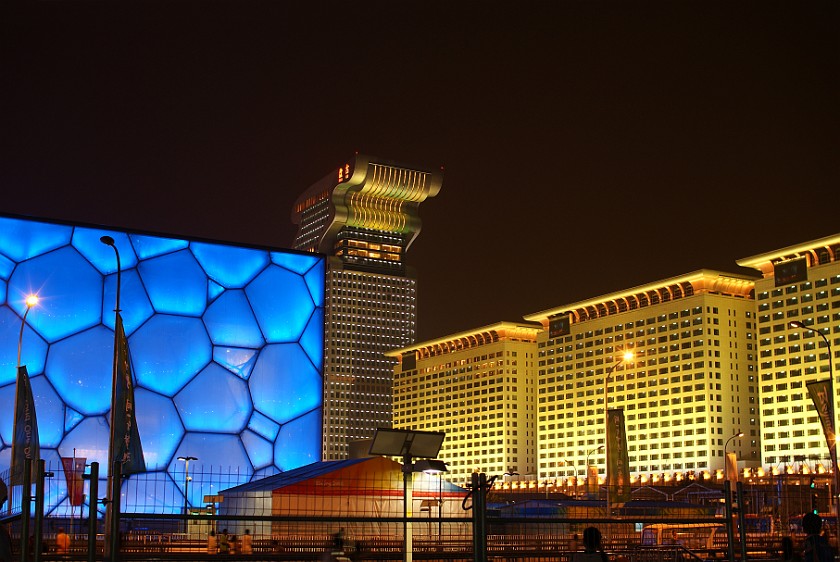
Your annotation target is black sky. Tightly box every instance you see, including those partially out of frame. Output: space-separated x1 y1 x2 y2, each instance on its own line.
2 1 838 342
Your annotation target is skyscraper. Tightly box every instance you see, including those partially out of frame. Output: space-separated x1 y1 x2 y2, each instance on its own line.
291 155 443 460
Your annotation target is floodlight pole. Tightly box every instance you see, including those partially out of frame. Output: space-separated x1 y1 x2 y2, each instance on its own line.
369 428 444 562
100 235 121 562
604 353 632 515
403 454 414 562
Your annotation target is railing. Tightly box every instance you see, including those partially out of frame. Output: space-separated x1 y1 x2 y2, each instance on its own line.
30 533 787 558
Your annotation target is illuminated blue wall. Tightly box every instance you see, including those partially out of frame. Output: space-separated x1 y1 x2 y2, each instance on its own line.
0 216 324 515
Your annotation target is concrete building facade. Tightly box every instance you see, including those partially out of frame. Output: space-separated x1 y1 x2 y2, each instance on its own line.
737 234 840 470
388 322 541 484
525 270 761 480
291 155 442 460
384 233 840 486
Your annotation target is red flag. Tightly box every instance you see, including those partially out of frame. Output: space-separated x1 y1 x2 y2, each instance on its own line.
61 457 86 506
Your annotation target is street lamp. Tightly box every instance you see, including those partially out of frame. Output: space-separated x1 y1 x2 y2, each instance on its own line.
17 294 39 368
100 234 122 561
724 432 744 458
604 351 634 513
723 431 743 562
585 445 604 498
178 456 198 534
12 293 38 562
414 459 448 543
724 431 744 482
789 319 839 541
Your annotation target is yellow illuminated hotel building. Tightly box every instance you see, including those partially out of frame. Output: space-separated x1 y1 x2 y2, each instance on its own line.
292 155 442 460
524 270 760 480
737 233 840 469
388 234 840 484
388 322 542 482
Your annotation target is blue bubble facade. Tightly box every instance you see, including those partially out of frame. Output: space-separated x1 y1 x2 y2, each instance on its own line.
0 216 324 515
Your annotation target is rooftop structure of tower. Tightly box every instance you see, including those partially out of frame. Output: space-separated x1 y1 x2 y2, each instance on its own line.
291 154 443 460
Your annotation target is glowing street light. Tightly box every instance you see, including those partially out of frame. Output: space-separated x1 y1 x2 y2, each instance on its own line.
16 294 39 369
584 445 604 498
724 431 744 458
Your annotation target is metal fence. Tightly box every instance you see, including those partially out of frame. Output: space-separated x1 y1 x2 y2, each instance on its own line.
0 462 819 561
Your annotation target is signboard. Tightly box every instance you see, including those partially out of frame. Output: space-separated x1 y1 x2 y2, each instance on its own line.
548 314 571 339
337 162 354 183
774 257 807 287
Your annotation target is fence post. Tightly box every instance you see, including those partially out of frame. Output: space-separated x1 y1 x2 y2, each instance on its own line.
20 458 32 562
724 479 735 562
87 462 99 562
471 473 488 562
736 481 747 562
33 459 46 562
108 461 121 562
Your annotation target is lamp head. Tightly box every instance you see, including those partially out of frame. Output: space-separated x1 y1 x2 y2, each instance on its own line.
25 294 39 308
99 235 115 246
622 351 635 362
789 320 806 329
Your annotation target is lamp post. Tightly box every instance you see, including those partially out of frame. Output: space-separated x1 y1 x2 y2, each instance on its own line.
415 459 448 544
790 319 840 542
12 293 38 561
585 445 604 498
100 235 121 562
604 351 634 514
17 294 39 368
724 432 743 461
178 456 198 534
723 431 744 562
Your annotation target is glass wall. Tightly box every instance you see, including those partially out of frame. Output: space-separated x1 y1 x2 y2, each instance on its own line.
0 215 324 515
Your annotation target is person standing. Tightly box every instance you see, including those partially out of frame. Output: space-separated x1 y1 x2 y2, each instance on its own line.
207 530 218 554
572 527 609 562
218 529 230 555
55 527 71 555
802 513 834 562
241 529 253 555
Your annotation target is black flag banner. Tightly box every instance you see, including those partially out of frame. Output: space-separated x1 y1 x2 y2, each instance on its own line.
807 379 837 477
112 313 146 475
11 365 40 485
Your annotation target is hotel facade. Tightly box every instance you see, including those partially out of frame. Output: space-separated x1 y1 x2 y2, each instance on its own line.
737 233 840 469
390 271 763 484
388 234 840 485
524 270 761 480
388 322 541 482
291 155 442 460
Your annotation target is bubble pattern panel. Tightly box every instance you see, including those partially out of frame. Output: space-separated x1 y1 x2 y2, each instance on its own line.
0 216 324 515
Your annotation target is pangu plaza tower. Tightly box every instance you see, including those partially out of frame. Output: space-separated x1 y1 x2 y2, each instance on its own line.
291 155 443 460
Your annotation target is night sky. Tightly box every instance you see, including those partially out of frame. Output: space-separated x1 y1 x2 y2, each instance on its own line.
2 1 838 342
